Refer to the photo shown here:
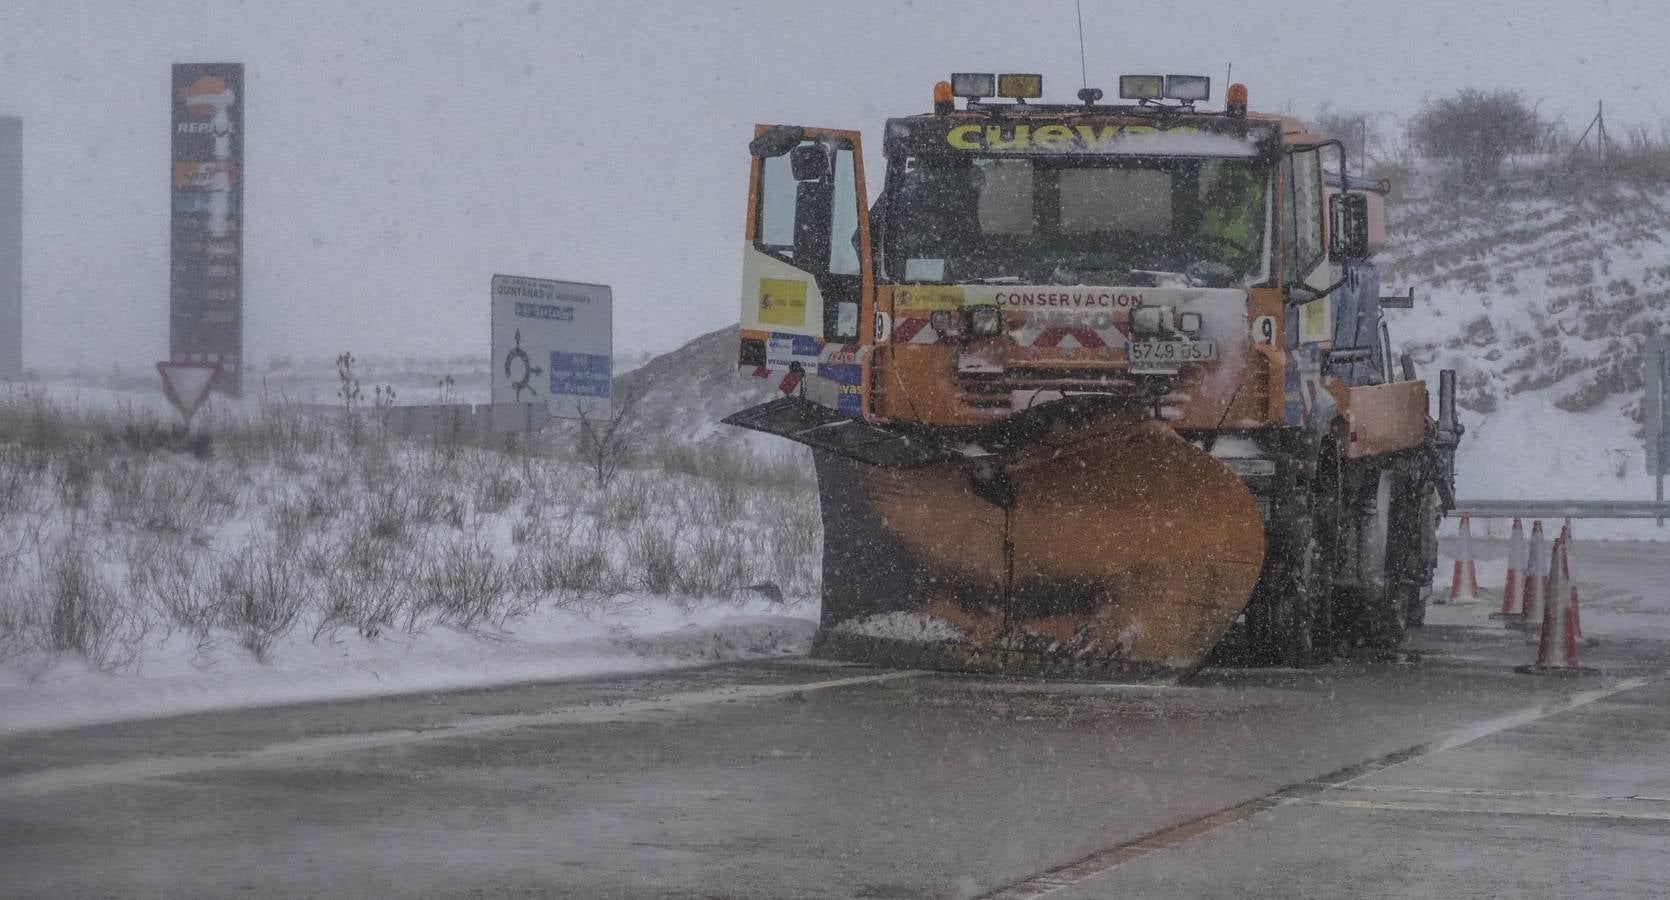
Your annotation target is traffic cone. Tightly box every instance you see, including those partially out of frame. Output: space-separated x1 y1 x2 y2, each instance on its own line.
1558 528 1594 646
1513 521 1547 631
1517 536 1598 675
1447 513 1481 602
1492 518 1525 618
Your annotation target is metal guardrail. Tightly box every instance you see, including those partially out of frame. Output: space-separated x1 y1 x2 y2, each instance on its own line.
1456 500 1670 519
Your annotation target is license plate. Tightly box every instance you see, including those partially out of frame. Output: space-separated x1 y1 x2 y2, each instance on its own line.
1128 339 1217 373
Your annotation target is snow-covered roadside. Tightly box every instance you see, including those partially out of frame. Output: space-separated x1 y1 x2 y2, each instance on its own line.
0 376 825 737
0 596 817 736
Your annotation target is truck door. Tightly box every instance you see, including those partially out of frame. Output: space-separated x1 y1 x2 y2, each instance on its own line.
739 126 873 410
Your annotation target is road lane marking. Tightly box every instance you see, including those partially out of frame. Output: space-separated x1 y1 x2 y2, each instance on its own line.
1343 783 1670 803
1297 795 1670 823
982 675 1657 900
0 670 921 800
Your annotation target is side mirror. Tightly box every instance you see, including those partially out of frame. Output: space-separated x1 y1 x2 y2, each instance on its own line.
790 143 832 182
792 145 835 270
1330 192 1370 261
749 124 805 158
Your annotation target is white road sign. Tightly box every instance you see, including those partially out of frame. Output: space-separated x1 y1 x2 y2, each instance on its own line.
490 275 612 419
156 360 222 423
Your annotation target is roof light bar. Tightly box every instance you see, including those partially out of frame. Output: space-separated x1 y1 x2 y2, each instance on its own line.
1119 74 1164 101
996 73 1043 100
950 72 996 99
1164 75 1211 102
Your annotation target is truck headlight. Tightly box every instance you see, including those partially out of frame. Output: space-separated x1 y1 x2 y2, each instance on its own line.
967 305 1002 337
930 309 964 339
1177 312 1203 335
1131 306 1168 336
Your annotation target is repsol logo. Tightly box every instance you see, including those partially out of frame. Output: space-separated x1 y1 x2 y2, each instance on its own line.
176 122 233 134
946 123 1191 152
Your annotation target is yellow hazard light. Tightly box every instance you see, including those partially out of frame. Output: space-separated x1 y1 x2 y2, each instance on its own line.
997 73 1043 100
1227 82 1249 116
934 80 954 114
1119 74 1164 101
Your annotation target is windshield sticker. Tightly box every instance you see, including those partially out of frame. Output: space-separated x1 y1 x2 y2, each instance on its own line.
1299 296 1331 343
765 333 820 371
896 286 965 311
759 278 808 327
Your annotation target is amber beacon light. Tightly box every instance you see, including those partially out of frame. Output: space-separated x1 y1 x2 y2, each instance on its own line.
1226 82 1249 116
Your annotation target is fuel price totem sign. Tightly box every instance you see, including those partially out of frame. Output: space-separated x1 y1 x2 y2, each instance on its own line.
170 63 244 395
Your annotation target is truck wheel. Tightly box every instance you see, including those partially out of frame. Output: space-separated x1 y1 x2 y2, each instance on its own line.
1244 458 1331 666
1245 531 1327 666
1394 484 1440 628
1350 470 1405 649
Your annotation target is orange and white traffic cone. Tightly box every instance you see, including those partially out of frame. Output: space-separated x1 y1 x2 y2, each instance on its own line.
1514 521 1547 632
1448 513 1481 603
1558 527 1594 646
1492 517 1525 619
1517 536 1598 675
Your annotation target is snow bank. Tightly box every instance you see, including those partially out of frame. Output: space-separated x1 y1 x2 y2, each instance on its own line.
0 597 817 736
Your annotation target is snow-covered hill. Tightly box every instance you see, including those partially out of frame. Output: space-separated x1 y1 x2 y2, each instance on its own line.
1379 175 1670 509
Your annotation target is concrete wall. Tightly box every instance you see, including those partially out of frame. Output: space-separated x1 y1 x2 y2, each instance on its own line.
0 118 19 379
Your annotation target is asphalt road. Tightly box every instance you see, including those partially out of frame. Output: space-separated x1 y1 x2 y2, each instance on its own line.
4 539 1668 899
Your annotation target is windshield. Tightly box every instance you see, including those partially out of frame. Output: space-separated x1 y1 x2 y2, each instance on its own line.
883 154 1269 286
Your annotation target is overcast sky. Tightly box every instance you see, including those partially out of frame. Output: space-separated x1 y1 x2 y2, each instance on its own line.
3 0 1668 371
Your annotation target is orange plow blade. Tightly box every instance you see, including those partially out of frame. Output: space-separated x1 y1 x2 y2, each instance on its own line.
812 416 1266 679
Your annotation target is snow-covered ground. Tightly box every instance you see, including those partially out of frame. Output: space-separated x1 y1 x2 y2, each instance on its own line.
0 373 821 735
0 597 814 736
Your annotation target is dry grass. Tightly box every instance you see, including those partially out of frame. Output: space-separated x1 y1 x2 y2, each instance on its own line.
0 387 818 670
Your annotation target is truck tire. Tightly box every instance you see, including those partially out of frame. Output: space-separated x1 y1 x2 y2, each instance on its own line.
1389 480 1439 627
1244 452 1333 666
1343 469 1405 649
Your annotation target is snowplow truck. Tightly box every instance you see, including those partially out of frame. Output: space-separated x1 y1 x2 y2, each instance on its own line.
725 74 1461 678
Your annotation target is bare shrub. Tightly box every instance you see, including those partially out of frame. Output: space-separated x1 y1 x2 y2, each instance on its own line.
1410 89 1542 182
623 523 680 595
474 472 523 515
363 483 413 540
595 473 654 529
52 443 100 509
0 581 30 664
519 528 623 603
765 499 822 595
404 482 465 530
45 541 143 670
220 544 308 659
650 441 814 494
315 532 409 639
0 448 40 518
572 385 640 488
509 502 547 546
675 529 758 598
418 537 513 628
104 458 237 535
128 538 222 637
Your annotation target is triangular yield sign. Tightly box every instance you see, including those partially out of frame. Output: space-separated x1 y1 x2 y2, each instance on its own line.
156 361 223 419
